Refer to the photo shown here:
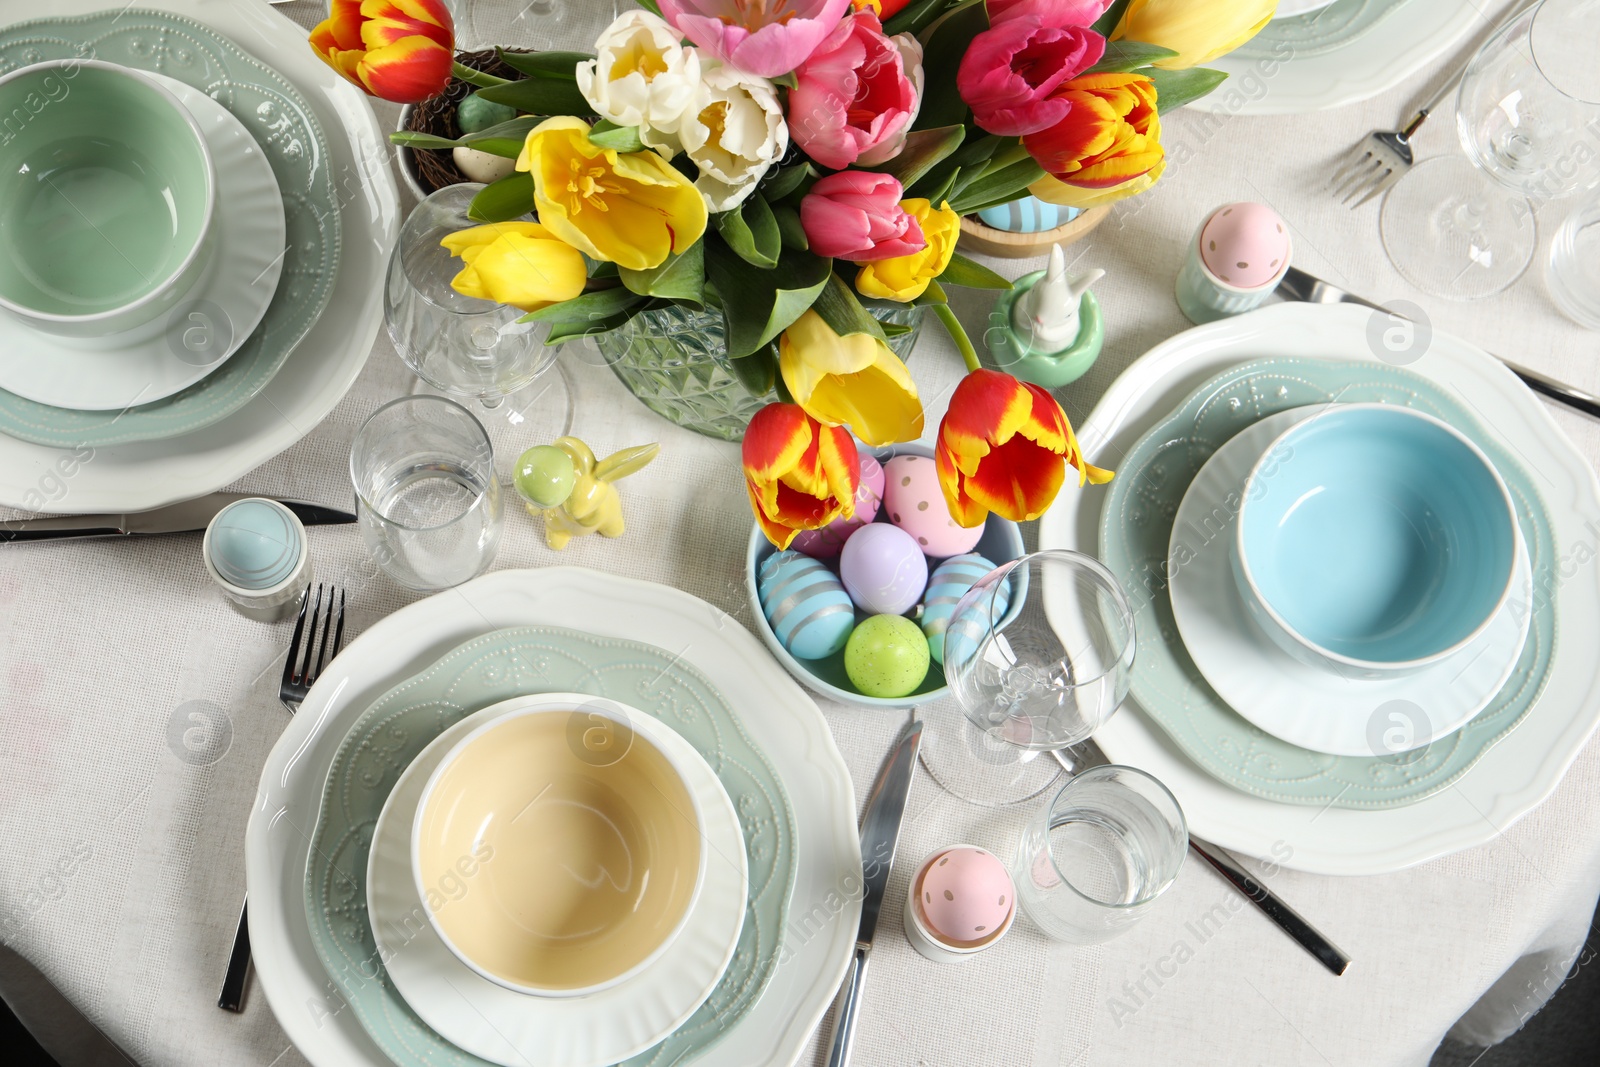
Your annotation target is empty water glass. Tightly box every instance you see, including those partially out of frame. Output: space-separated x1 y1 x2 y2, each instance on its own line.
1548 188 1600 329
1014 765 1187 944
350 396 504 592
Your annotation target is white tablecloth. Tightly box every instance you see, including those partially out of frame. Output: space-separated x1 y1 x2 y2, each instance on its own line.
4 1 1600 1065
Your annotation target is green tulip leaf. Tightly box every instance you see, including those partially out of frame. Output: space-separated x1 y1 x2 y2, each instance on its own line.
467 172 537 222
543 310 635 344
946 157 1046 214
885 0 964 37
760 162 813 202
589 120 647 153
1091 0 1134 36
495 49 593 80
914 1 988 131
865 125 966 190
473 78 591 118
939 252 1013 290
619 243 705 309
771 203 809 251
705 239 831 359
519 286 645 324
1148 66 1229 113
715 194 782 269
728 342 779 398
810 273 888 343
1088 41 1180 74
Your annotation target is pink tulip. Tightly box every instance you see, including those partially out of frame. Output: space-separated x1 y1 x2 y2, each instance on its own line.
958 4 1108 137
788 11 923 171
800 172 927 262
658 0 854 79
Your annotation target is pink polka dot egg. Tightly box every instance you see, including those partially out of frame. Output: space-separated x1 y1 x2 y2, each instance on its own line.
882 454 982 559
792 453 886 560
1198 202 1291 290
913 846 1015 950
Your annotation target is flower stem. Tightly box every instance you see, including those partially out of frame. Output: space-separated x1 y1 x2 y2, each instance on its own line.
452 61 511 89
932 302 982 373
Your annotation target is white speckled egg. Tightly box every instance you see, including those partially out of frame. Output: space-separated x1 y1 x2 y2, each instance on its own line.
1199 202 1291 290
758 551 855 660
792 453 886 560
921 553 1006 664
917 847 1015 946
883 454 983 558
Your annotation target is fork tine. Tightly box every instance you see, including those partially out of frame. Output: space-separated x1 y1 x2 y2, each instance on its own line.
311 586 336 681
1331 156 1379 200
1342 161 1392 207
297 583 324 684
1348 166 1397 209
282 586 313 691
330 589 347 659
1327 147 1373 190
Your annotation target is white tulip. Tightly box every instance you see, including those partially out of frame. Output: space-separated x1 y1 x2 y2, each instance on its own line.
576 11 700 154
679 66 789 214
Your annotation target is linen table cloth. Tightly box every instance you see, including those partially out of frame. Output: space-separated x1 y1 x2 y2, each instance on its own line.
3 1 1599 1064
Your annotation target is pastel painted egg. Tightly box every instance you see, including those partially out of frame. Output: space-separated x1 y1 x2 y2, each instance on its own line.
844 614 930 698
976 196 1080 234
921 553 1007 664
839 523 928 616
883 454 983 558
1198 202 1291 290
917 847 1015 945
758 551 856 660
791 454 886 560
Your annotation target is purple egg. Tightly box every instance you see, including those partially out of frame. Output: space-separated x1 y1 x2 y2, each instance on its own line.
792 454 886 560
839 523 928 616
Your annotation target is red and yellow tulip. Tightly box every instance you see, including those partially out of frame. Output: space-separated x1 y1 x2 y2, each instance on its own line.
1023 72 1165 211
310 0 454 105
935 369 1112 527
744 403 863 549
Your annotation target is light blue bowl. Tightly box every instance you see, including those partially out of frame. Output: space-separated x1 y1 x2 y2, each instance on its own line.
1233 404 1517 676
746 443 1025 709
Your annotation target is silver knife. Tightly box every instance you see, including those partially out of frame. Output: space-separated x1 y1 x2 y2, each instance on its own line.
0 493 356 543
1278 266 1600 421
825 717 923 1067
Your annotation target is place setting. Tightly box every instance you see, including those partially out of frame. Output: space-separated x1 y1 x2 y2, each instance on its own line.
2 1 1600 1067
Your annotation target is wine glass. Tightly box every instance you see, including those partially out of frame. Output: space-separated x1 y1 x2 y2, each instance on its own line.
384 184 574 484
1380 0 1600 299
919 549 1137 806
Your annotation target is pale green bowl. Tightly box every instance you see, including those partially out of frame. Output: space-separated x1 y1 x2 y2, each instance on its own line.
0 60 216 338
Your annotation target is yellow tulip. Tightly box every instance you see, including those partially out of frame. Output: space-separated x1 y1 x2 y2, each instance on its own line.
1029 158 1167 210
779 310 924 447
516 116 708 271
441 221 588 312
854 199 960 303
1112 0 1277 70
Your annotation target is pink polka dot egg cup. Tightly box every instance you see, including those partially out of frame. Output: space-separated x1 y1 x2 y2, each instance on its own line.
745 442 1025 710
903 845 1018 963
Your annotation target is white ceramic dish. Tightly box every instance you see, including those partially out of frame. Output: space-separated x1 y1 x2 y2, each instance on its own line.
1169 406 1533 757
0 0 396 512
247 567 862 1067
1191 0 1481 115
1038 303 1600 876
0 73 285 411
1275 0 1341 15
370 695 747 1067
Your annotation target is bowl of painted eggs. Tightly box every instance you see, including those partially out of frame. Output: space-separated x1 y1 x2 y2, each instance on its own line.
745 443 1026 708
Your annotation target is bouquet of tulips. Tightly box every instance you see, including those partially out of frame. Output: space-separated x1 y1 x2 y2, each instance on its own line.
311 0 1274 544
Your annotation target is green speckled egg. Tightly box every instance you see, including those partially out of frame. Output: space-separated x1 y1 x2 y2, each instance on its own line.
514 445 576 507
845 614 930 698
457 94 516 134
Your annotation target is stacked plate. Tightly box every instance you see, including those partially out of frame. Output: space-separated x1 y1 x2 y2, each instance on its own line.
0 1 398 512
1039 303 1600 876
247 568 863 1067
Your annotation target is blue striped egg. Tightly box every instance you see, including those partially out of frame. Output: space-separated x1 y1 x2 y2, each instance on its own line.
976 196 1081 234
921 553 1007 664
758 551 856 661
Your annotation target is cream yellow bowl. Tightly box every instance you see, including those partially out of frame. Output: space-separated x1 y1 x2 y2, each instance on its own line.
412 694 707 997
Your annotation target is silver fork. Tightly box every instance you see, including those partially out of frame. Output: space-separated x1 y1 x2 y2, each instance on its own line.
218 584 347 1012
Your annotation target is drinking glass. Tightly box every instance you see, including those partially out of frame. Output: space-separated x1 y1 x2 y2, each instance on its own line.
384 184 573 482
1014 765 1188 944
919 549 1137 806
1547 186 1600 328
350 396 504 592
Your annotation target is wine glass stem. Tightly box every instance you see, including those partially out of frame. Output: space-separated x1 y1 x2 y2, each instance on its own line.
479 395 506 411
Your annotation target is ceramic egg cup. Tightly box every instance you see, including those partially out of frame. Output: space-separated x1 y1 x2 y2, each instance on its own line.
745 443 1025 710
903 845 1017 963
957 206 1110 259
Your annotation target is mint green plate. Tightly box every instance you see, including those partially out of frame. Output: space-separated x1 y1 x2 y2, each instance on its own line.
1236 0 1412 60
1099 358 1556 809
0 9 338 446
304 626 796 1067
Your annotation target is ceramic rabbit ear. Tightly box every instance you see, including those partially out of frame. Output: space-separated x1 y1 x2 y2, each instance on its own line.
595 443 661 481
553 436 598 471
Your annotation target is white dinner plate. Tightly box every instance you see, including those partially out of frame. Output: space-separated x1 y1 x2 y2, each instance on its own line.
1039 303 1600 876
0 0 396 512
1275 0 1341 16
247 568 862 1067
1192 0 1482 115
369 695 747 1067
1168 406 1533 757
0 74 285 411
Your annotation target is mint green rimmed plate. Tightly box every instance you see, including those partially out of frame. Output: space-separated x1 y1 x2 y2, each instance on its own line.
1099 357 1556 809
1236 0 1413 60
304 626 796 1067
0 9 338 446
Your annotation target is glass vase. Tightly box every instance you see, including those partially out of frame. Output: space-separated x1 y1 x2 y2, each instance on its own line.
594 303 926 442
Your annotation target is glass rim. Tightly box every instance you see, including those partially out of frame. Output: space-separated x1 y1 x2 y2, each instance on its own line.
1529 0 1600 105
349 394 497 532
1042 764 1188 910
975 549 1137 690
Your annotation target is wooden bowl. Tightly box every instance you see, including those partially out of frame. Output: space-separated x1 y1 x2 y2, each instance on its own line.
957 205 1110 259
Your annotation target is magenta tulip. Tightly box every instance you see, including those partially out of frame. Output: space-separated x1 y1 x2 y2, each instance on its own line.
957 3 1109 137
800 172 927 262
658 0 854 79
787 11 923 171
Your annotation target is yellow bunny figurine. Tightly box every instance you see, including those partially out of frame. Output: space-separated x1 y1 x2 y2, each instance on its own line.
514 436 659 551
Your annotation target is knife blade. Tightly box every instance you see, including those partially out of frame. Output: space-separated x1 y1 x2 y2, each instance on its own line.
1278 266 1600 421
0 493 356 544
1189 839 1350 976
825 717 923 1067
